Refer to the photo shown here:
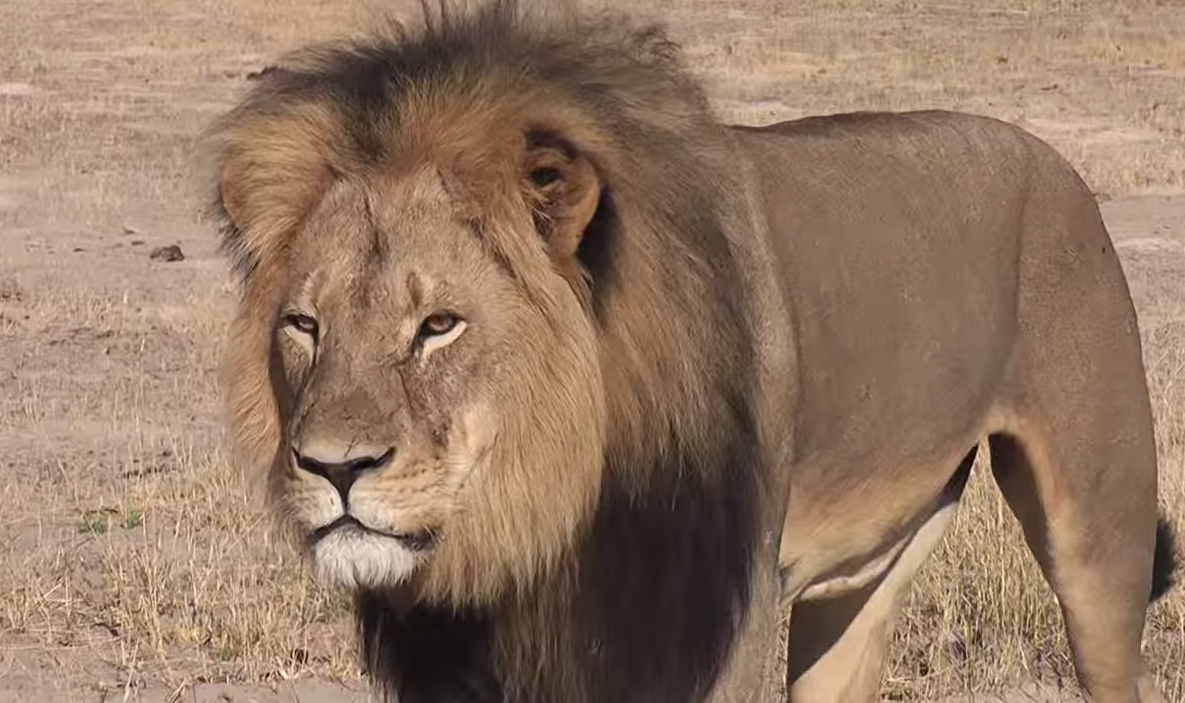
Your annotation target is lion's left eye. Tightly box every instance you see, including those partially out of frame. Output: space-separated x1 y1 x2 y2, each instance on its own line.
414 313 466 359
419 313 461 338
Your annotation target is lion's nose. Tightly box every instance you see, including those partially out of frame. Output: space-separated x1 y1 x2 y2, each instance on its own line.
292 445 395 505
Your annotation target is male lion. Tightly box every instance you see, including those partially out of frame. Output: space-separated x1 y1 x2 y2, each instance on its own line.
203 2 1178 702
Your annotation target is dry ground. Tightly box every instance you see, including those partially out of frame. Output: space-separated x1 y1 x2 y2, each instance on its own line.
1 0 1183 701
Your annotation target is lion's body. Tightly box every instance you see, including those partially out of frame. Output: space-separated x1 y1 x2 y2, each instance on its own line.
729 112 1170 701
203 3 1177 703
734 110 1137 587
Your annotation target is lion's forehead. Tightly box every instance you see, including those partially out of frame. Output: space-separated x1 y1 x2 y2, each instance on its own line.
289 178 491 299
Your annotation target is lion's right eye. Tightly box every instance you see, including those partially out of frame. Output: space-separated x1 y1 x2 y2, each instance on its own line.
283 313 319 338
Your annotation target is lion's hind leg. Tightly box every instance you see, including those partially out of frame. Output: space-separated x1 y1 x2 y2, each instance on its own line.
981 136 1179 702
987 421 1169 703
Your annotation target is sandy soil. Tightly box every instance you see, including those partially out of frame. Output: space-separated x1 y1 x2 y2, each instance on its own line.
2 1 1182 702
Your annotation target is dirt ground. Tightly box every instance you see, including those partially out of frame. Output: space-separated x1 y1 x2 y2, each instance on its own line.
1 1 1182 702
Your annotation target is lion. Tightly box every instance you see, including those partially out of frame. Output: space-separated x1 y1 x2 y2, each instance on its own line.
201 2 1178 702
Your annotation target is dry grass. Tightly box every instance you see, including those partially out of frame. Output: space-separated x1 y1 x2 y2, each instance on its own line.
0 288 361 690
0 0 1182 699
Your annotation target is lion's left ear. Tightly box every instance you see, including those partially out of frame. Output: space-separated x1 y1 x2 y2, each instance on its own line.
521 139 601 270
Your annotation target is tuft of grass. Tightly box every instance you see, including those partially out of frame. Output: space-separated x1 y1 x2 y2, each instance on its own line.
76 506 146 535
78 508 114 535
121 507 145 530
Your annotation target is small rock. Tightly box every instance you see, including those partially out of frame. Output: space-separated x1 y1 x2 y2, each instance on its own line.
150 244 185 262
121 225 139 235
130 240 145 246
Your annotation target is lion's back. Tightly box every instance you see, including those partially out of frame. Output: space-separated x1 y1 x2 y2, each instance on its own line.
728 109 1110 463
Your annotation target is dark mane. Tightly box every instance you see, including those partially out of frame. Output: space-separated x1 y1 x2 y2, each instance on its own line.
204 2 769 701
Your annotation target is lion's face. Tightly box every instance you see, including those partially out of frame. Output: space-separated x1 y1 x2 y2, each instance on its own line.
261 167 604 596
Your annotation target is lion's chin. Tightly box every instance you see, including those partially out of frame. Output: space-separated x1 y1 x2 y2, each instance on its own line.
308 522 421 591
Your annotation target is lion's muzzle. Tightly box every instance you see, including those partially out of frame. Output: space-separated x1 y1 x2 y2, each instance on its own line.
291 437 441 560
288 438 450 590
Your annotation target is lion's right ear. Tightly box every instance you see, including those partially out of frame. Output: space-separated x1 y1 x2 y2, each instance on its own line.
521 136 602 276
208 109 337 280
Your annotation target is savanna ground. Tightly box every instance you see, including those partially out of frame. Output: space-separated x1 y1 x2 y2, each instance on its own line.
1 0 1183 701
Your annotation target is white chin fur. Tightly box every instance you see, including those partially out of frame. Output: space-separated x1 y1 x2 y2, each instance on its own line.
310 527 418 591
